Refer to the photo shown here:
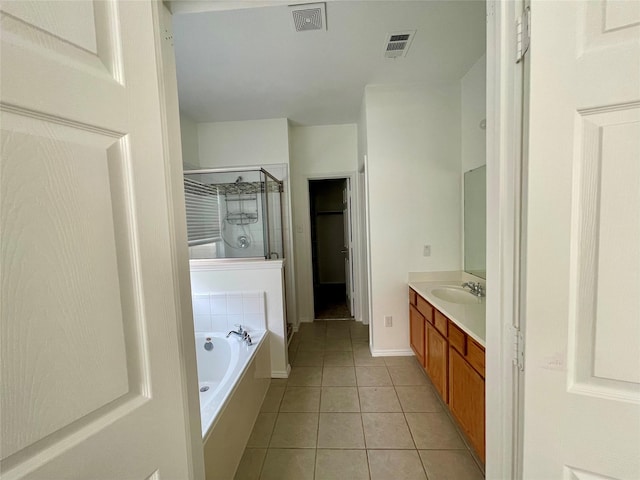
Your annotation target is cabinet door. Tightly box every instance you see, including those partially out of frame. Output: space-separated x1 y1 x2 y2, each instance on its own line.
449 347 485 462
425 322 448 402
409 305 425 367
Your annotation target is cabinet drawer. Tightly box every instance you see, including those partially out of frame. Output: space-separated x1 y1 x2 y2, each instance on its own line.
434 310 448 336
467 339 485 377
448 321 466 355
409 288 417 306
416 296 433 323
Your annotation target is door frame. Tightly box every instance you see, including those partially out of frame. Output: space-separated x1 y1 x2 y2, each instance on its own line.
302 171 360 323
485 0 526 478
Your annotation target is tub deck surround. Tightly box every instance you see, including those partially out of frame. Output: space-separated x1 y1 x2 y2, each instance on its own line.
197 330 271 480
196 330 268 438
190 258 289 378
408 280 486 347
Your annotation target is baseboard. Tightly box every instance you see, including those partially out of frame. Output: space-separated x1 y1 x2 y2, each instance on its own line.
370 348 415 358
271 364 291 378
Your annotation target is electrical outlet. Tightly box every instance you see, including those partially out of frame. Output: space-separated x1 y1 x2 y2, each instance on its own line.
384 315 393 327
423 245 431 256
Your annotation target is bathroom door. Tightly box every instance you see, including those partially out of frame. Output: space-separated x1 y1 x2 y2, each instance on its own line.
520 0 640 478
1 2 202 479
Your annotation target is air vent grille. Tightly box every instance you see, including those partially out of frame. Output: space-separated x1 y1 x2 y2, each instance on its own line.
290 3 326 32
384 30 416 58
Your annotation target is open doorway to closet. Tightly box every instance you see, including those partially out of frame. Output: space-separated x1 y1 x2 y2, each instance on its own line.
309 178 354 320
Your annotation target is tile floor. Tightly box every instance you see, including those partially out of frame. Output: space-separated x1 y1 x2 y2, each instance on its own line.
234 320 485 480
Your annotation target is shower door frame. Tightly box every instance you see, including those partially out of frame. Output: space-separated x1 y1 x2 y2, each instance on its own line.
184 166 284 260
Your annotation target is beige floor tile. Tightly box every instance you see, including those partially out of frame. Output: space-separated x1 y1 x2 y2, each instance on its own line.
247 412 277 448
270 378 288 387
320 387 360 412
353 350 386 366
315 449 369 480
419 449 484 480
368 450 427 480
260 385 285 412
259 448 316 480
292 349 324 367
387 364 428 385
280 387 321 412
355 366 393 386
288 366 323 386
317 413 365 449
323 350 354 366
358 386 402 412
324 339 353 351
234 448 266 480
298 337 326 352
384 355 419 366
395 386 443 412
361 412 415 449
322 366 357 386
269 412 319 448
405 412 465 449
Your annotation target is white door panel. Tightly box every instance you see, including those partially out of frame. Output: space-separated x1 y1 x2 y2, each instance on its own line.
1 1 197 478
522 0 640 478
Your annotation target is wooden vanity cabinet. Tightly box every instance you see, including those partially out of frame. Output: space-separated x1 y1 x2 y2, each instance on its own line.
409 304 425 367
425 321 448 402
448 320 486 463
408 289 486 463
409 289 425 367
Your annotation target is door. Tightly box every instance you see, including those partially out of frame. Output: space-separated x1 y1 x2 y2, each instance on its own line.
342 179 354 316
1 2 201 479
521 1 640 478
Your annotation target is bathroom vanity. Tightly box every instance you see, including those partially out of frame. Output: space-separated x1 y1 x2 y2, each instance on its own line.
408 280 486 463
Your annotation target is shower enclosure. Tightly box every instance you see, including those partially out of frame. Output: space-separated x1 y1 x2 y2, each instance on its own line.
183 167 284 260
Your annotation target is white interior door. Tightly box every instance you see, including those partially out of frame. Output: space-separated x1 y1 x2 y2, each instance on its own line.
1 1 201 478
521 1 640 478
343 179 354 316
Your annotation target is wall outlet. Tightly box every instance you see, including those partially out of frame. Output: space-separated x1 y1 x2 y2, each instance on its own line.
384 315 393 327
423 245 431 256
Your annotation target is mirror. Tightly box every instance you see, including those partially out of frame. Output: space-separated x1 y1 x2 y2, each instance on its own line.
464 165 486 279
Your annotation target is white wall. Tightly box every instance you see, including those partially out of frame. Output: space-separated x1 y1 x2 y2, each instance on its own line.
180 112 200 169
461 54 487 172
197 118 289 167
364 83 462 353
288 124 358 323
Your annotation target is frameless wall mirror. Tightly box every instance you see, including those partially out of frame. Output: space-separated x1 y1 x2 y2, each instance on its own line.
464 165 486 279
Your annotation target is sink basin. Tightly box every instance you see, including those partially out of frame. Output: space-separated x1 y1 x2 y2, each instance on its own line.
431 287 482 305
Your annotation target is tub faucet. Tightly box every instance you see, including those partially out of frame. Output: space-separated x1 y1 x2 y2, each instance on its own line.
227 324 247 340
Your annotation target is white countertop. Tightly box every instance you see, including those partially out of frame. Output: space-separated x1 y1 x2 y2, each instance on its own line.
408 280 486 347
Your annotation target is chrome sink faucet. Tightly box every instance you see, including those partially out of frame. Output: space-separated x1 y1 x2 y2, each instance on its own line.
462 281 485 297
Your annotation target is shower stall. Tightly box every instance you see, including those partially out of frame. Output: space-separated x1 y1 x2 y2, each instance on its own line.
183 167 284 260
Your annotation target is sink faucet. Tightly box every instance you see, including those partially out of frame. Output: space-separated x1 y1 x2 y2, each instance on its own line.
462 281 485 297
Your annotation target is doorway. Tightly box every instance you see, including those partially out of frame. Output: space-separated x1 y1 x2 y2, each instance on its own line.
309 178 354 320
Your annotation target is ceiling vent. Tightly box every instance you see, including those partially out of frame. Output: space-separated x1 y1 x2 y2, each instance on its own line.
290 3 326 32
384 30 416 58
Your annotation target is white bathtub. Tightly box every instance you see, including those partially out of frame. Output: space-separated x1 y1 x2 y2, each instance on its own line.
195 331 271 479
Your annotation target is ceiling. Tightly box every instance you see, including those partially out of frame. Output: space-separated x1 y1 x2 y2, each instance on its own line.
171 1 486 126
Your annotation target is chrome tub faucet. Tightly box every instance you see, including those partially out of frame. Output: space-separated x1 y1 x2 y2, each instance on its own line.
226 324 253 345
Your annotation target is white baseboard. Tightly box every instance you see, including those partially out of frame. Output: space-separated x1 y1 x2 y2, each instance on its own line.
271 364 291 378
370 348 415 358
